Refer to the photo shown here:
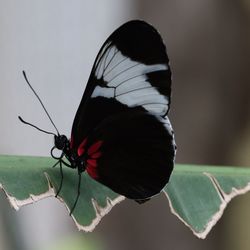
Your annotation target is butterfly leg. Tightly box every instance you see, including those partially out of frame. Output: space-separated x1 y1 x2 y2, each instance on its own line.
55 160 64 197
51 152 65 197
70 169 82 215
61 159 74 168
52 160 60 168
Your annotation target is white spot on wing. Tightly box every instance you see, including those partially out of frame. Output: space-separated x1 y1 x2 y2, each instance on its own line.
93 45 169 115
91 86 115 98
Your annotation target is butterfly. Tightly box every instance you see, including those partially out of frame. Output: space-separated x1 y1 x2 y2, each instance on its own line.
19 20 176 214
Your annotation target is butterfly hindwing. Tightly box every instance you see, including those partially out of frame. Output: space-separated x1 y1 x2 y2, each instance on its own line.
87 108 175 200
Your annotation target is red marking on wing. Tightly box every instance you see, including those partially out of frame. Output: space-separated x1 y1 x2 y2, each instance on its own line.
87 141 103 155
86 162 98 179
90 151 102 159
77 138 88 156
86 140 103 179
87 159 97 167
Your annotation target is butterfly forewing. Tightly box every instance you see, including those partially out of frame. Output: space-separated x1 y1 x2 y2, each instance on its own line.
71 20 172 147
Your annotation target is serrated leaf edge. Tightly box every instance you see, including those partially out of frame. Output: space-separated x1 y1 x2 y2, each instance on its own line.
1 171 125 232
163 171 250 239
72 196 125 232
45 172 126 232
0 173 55 210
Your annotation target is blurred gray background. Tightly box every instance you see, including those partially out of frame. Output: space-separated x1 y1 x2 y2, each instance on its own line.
0 0 249 249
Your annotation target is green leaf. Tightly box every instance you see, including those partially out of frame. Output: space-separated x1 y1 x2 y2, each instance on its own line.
163 164 250 238
0 155 124 231
0 155 249 238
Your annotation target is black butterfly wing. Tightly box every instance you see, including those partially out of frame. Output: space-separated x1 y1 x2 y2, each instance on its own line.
87 108 175 200
70 20 172 149
70 20 176 200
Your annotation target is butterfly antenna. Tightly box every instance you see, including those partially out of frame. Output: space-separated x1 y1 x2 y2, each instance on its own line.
18 116 56 136
22 70 60 135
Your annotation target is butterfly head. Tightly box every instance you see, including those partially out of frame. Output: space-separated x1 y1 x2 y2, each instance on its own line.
54 134 69 151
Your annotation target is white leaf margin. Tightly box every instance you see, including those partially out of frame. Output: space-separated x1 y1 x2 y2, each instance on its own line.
0 171 125 232
2 165 250 237
163 171 250 239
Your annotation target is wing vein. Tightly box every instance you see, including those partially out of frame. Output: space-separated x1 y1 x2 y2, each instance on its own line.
116 86 155 97
108 62 141 84
103 47 119 75
104 57 129 78
113 73 146 88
